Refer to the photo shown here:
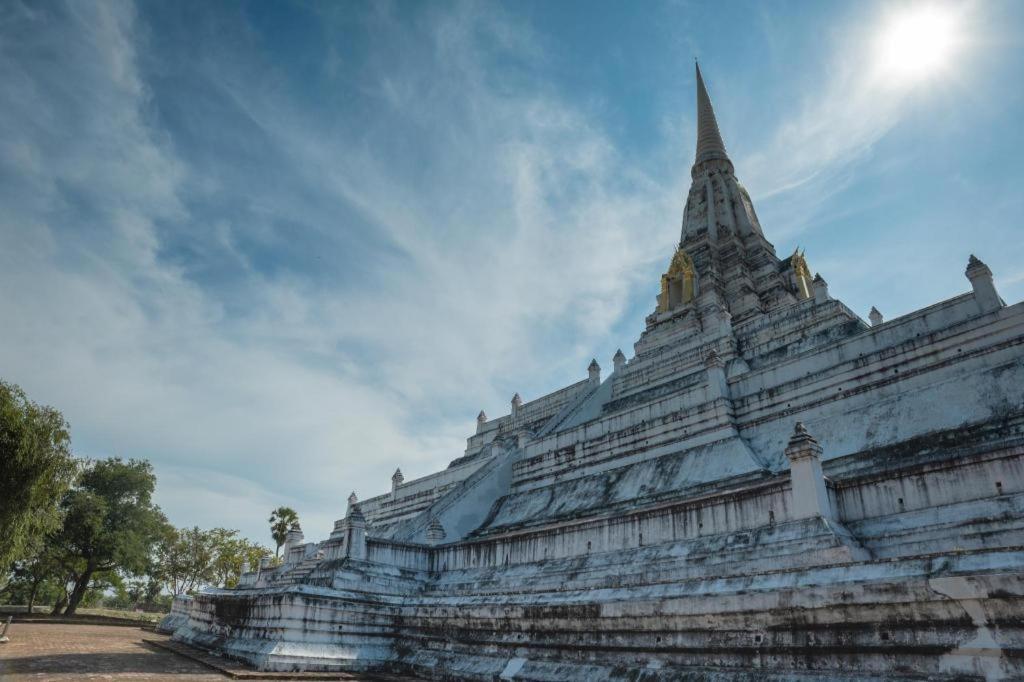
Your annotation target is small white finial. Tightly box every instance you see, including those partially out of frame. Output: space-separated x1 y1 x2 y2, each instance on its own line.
869 306 883 326
811 273 829 304
965 254 1002 313
613 349 626 373
426 516 447 545
785 421 822 457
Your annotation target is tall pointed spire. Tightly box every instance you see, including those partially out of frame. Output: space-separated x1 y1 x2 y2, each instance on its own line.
693 63 732 172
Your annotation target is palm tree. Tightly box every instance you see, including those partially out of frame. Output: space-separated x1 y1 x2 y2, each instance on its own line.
268 506 298 558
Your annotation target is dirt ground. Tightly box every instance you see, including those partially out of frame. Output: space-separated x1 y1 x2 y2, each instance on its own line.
0 621 419 680
0 621 226 680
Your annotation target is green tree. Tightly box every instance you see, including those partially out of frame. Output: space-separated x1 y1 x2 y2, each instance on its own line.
79 568 119 608
0 381 79 569
104 580 137 611
108 573 165 612
242 541 273 580
208 529 271 588
5 544 70 612
268 506 298 558
52 458 167 614
151 526 272 596
153 526 217 596
45 558 81 615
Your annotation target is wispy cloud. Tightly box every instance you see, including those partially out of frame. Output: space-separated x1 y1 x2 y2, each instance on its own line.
0 1 680 541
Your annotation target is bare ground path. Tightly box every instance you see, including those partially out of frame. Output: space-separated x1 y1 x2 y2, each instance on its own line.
0 622 418 681
0 622 225 680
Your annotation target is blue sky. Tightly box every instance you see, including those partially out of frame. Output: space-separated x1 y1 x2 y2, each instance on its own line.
2 0 1022 546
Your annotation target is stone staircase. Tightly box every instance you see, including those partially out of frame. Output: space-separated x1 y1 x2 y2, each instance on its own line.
271 557 321 586
388 443 520 544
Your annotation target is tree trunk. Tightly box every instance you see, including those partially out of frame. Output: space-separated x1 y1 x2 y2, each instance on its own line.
26 579 40 613
64 558 96 616
50 597 66 615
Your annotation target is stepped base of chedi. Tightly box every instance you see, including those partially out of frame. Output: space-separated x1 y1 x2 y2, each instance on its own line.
160 65 1024 680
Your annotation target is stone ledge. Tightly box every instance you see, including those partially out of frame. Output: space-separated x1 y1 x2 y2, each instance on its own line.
143 638 418 680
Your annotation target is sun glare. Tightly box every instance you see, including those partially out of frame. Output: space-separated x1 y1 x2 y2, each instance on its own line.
875 5 961 82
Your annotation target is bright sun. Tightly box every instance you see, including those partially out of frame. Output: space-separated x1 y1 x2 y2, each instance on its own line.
875 5 960 82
